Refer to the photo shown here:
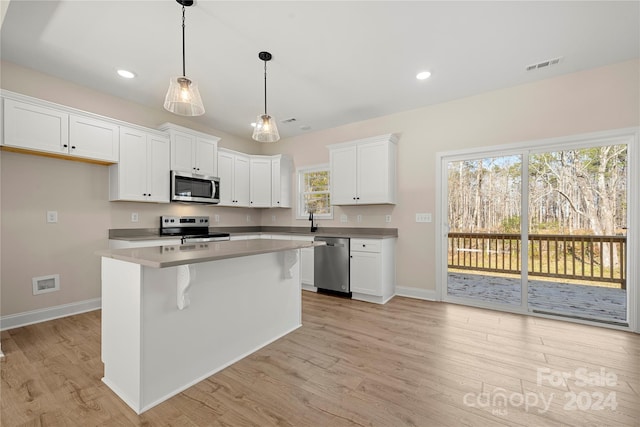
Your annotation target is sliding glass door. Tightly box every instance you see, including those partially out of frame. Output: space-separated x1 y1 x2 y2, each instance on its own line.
441 132 632 326
446 155 523 308
527 145 627 325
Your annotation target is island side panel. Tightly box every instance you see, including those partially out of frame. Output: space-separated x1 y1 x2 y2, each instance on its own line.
101 257 143 412
139 250 302 412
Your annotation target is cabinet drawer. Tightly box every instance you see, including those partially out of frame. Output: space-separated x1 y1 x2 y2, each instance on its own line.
350 238 381 253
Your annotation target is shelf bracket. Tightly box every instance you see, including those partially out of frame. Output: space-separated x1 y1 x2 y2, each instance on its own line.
177 264 195 310
283 249 298 279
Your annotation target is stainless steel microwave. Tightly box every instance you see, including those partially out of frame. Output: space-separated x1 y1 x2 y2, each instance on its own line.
171 171 220 204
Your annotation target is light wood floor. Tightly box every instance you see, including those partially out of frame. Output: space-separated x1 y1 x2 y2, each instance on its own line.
2 292 639 426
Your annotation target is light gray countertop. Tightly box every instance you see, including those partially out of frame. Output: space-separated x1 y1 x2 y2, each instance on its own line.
109 226 398 241
98 239 321 268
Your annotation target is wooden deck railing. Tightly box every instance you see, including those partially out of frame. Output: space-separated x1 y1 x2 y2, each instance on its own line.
448 233 626 289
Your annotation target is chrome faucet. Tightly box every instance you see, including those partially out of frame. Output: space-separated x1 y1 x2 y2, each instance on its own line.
309 212 318 232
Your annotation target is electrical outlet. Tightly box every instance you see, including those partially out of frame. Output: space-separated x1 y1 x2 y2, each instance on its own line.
356 214 362 223
385 215 391 223
340 214 348 223
47 211 58 223
272 215 276 222
131 212 139 222
416 213 432 223
214 214 220 222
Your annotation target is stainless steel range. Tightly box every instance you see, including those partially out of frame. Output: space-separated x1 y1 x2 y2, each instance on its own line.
160 216 230 244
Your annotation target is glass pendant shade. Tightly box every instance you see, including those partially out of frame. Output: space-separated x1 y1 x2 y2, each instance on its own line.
164 76 205 116
252 114 280 143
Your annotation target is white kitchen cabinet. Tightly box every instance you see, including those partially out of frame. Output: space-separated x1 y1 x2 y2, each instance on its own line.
271 154 293 208
350 238 396 304
328 134 398 205
3 98 69 154
69 114 119 162
3 96 119 163
159 123 219 177
250 156 272 208
217 149 250 207
109 126 170 203
287 235 315 288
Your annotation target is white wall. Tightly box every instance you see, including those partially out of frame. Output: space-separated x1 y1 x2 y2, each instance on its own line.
261 59 640 293
1 59 638 324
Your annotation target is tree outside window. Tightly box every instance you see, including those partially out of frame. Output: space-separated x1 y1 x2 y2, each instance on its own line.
297 165 332 219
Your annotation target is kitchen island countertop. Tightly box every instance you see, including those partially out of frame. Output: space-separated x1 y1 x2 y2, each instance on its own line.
98 238 321 268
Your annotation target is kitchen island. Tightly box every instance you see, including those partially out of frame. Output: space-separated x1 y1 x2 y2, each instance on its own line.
98 239 318 414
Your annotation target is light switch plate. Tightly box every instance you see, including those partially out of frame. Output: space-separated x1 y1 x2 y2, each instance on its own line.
356 214 362 223
340 214 348 223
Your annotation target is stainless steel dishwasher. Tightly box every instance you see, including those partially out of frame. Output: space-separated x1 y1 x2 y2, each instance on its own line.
314 236 351 295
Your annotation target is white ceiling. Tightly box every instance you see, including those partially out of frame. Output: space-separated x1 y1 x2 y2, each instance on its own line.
1 1 639 140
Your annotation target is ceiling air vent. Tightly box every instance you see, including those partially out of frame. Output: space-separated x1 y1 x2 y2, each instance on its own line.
526 57 562 71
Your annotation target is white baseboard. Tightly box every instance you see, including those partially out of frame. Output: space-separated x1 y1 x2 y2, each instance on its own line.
301 284 317 292
395 286 437 301
0 298 102 331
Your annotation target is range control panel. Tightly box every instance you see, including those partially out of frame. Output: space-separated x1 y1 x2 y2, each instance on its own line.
161 216 209 228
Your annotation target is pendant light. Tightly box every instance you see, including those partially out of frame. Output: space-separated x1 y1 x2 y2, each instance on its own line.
164 0 205 116
252 51 280 143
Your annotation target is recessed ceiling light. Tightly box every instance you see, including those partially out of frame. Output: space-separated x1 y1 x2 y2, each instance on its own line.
416 71 431 80
117 69 136 79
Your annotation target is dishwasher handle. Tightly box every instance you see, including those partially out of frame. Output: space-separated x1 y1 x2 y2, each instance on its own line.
325 243 345 248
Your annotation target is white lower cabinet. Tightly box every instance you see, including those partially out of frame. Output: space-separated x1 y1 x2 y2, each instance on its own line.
350 238 396 304
300 247 315 287
272 235 315 289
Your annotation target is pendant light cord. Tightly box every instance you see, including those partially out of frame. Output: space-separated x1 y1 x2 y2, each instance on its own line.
263 60 268 115
182 5 186 77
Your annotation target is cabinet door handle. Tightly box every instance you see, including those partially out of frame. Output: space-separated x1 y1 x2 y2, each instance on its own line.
63 144 68 148
71 146 76 149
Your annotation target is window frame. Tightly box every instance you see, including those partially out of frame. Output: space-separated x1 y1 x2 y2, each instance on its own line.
296 164 333 220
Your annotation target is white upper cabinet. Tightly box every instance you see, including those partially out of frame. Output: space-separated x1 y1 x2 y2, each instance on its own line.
3 98 69 154
159 123 219 177
219 150 291 209
109 126 170 203
250 156 272 208
3 95 119 163
69 114 119 162
271 154 293 208
217 148 250 207
329 145 358 205
328 134 398 205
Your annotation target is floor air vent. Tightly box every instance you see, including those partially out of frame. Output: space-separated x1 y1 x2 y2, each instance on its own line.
32 274 60 295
